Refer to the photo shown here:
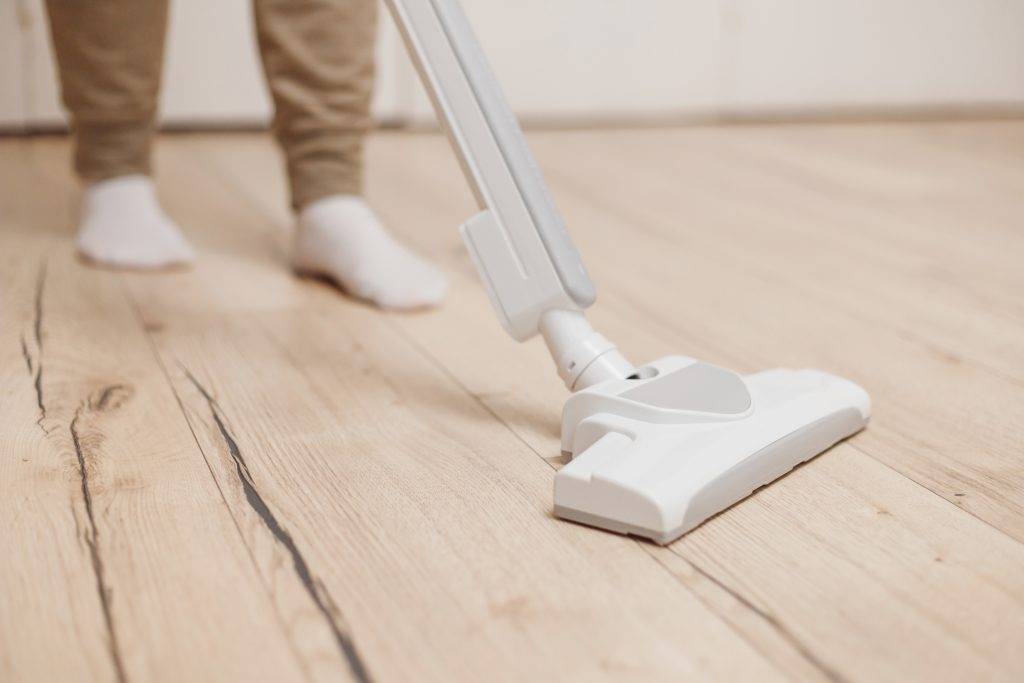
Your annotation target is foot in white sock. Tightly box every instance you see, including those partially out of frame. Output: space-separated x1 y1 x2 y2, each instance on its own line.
76 174 195 269
294 195 447 310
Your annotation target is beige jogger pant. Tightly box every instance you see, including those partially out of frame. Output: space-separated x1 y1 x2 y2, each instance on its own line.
45 0 377 209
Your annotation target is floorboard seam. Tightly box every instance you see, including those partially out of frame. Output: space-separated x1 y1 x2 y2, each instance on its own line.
550 167 1024 388
655 545 846 683
846 441 1024 547
382 318 554 468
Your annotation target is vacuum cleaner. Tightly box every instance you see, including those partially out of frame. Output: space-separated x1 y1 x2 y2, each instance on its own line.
385 0 871 544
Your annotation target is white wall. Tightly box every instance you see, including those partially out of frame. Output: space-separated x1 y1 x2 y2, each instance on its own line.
1 0 1023 132
715 0 1024 114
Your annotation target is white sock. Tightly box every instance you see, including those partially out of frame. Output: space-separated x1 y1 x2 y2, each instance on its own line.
294 195 447 310
76 174 195 269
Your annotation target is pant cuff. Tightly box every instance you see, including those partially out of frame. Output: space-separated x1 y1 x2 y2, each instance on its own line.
73 121 156 182
282 130 366 209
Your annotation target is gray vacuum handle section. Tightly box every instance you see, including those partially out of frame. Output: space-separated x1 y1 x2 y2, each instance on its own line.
427 0 596 307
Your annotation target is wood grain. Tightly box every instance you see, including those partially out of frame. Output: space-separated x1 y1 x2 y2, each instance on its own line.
199 124 1024 680
2 121 1023 681
3 143 337 682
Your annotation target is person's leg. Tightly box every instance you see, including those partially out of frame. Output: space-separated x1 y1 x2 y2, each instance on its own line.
253 0 445 309
45 0 193 268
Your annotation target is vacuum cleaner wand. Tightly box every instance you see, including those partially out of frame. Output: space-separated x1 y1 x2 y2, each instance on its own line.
384 0 631 390
385 0 871 544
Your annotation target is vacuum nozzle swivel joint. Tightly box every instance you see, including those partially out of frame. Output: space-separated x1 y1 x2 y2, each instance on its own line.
539 309 633 391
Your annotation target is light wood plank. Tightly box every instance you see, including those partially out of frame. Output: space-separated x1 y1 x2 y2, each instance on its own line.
188 125 1024 681
2 140 320 682
0 142 113 681
176 132 850 681
534 125 1024 375
5 121 1024 682
372 132 1024 682
357 127 1024 543
112 137 789 682
531 126 1024 537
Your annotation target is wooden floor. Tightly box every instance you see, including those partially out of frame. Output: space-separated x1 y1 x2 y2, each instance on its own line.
2 121 1023 682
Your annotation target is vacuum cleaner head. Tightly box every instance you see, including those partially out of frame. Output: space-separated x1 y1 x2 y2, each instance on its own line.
554 357 870 544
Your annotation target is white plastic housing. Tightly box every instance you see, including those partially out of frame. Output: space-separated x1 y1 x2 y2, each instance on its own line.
554 357 871 544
